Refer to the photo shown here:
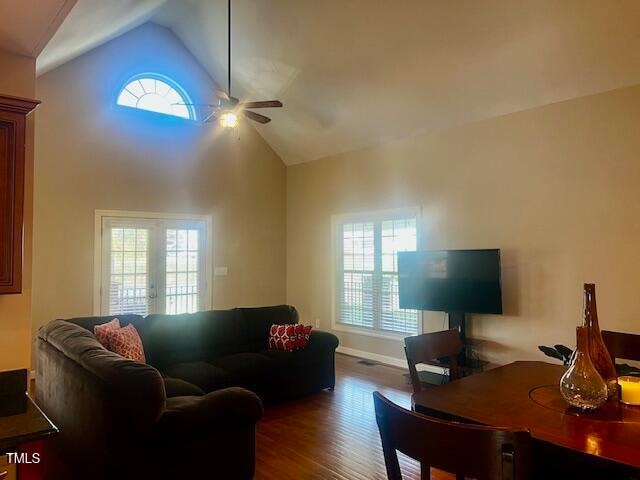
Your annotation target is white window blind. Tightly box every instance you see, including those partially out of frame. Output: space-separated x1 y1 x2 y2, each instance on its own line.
336 212 419 336
107 225 152 316
100 215 208 316
341 222 375 328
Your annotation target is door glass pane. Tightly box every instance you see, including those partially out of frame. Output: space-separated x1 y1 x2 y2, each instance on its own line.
165 228 199 314
108 227 150 315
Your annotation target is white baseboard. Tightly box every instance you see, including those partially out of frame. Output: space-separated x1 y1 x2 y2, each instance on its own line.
337 346 408 369
336 346 446 375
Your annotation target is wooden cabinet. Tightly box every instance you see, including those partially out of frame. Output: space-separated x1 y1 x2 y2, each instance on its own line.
0 95 39 295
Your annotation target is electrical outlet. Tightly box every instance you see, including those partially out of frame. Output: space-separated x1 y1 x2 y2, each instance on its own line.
214 266 228 276
315 318 320 328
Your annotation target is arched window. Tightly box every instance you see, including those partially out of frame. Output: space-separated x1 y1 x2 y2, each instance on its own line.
116 74 196 120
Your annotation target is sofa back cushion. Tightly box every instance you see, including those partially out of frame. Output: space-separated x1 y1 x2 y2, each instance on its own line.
144 309 249 369
36 320 166 428
66 314 146 335
59 306 299 369
240 305 299 351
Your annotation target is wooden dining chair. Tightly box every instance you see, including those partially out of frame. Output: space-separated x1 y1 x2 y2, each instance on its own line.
373 391 532 480
404 329 464 393
602 330 640 364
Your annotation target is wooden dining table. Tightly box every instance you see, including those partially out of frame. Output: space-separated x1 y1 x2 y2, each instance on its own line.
412 361 640 478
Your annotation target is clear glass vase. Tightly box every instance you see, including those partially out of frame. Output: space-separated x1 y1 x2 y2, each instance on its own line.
560 326 607 410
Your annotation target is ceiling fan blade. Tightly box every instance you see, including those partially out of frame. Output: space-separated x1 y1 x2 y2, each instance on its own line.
217 94 240 107
239 100 283 109
215 89 230 101
202 108 219 123
242 110 271 124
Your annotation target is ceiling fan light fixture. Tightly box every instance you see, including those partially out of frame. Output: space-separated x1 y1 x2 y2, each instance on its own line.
220 110 238 128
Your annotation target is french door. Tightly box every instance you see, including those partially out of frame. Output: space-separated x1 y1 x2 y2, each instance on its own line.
100 215 208 316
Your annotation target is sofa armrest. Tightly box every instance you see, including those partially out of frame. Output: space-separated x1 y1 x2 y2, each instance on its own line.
307 330 339 351
155 387 263 437
162 376 205 397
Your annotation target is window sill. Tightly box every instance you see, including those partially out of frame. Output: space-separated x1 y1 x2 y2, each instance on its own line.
331 323 411 341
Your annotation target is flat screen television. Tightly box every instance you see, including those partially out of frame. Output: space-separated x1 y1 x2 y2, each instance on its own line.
398 249 502 314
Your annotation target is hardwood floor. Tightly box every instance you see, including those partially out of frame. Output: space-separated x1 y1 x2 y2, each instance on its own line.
255 353 452 480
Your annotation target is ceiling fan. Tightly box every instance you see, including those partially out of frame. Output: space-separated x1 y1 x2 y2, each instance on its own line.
197 0 283 127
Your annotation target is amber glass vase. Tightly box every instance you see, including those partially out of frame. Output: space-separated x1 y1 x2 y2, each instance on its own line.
582 283 618 399
560 326 607 410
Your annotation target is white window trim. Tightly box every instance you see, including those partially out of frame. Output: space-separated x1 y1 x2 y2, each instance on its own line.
93 209 213 316
330 207 424 341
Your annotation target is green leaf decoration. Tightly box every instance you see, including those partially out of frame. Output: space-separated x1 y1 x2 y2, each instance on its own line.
538 345 564 362
617 363 640 377
554 344 574 364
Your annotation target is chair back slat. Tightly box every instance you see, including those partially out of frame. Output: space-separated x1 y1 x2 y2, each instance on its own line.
602 330 640 363
373 392 532 480
404 329 464 392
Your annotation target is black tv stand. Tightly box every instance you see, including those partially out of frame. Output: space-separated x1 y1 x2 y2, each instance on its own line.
447 311 468 367
405 313 488 387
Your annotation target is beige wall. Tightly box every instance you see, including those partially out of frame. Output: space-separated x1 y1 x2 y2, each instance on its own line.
33 24 286 339
27 20 640 368
287 84 640 365
0 49 36 371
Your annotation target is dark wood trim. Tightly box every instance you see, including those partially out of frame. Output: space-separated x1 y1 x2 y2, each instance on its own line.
0 96 40 115
0 94 39 295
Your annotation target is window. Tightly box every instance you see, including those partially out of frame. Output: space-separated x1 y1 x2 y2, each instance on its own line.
96 212 211 316
107 223 152 315
334 211 420 336
116 73 195 120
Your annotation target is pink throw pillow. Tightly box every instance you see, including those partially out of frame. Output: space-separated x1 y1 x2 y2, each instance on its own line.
93 318 121 349
107 324 146 363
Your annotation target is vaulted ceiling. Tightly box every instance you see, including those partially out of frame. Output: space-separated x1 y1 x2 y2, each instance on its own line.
0 0 76 57
36 0 640 165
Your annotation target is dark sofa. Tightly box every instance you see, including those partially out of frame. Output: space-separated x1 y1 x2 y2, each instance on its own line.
35 305 338 479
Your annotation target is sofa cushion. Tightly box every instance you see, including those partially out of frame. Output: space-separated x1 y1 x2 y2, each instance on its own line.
36 320 166 429
163 361 230 392
162 376 205 397
240 305 298 351
213 353 277 392
65 314 145 334
144 309 248 368
260 347 316 367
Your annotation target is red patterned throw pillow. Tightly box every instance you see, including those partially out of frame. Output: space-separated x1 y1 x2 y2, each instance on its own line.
93 318 121 349
268 324 297 351
107 324 146 363
294 324 313 350
269 324 313 351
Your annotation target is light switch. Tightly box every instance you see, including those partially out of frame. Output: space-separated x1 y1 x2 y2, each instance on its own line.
214 266 228 276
